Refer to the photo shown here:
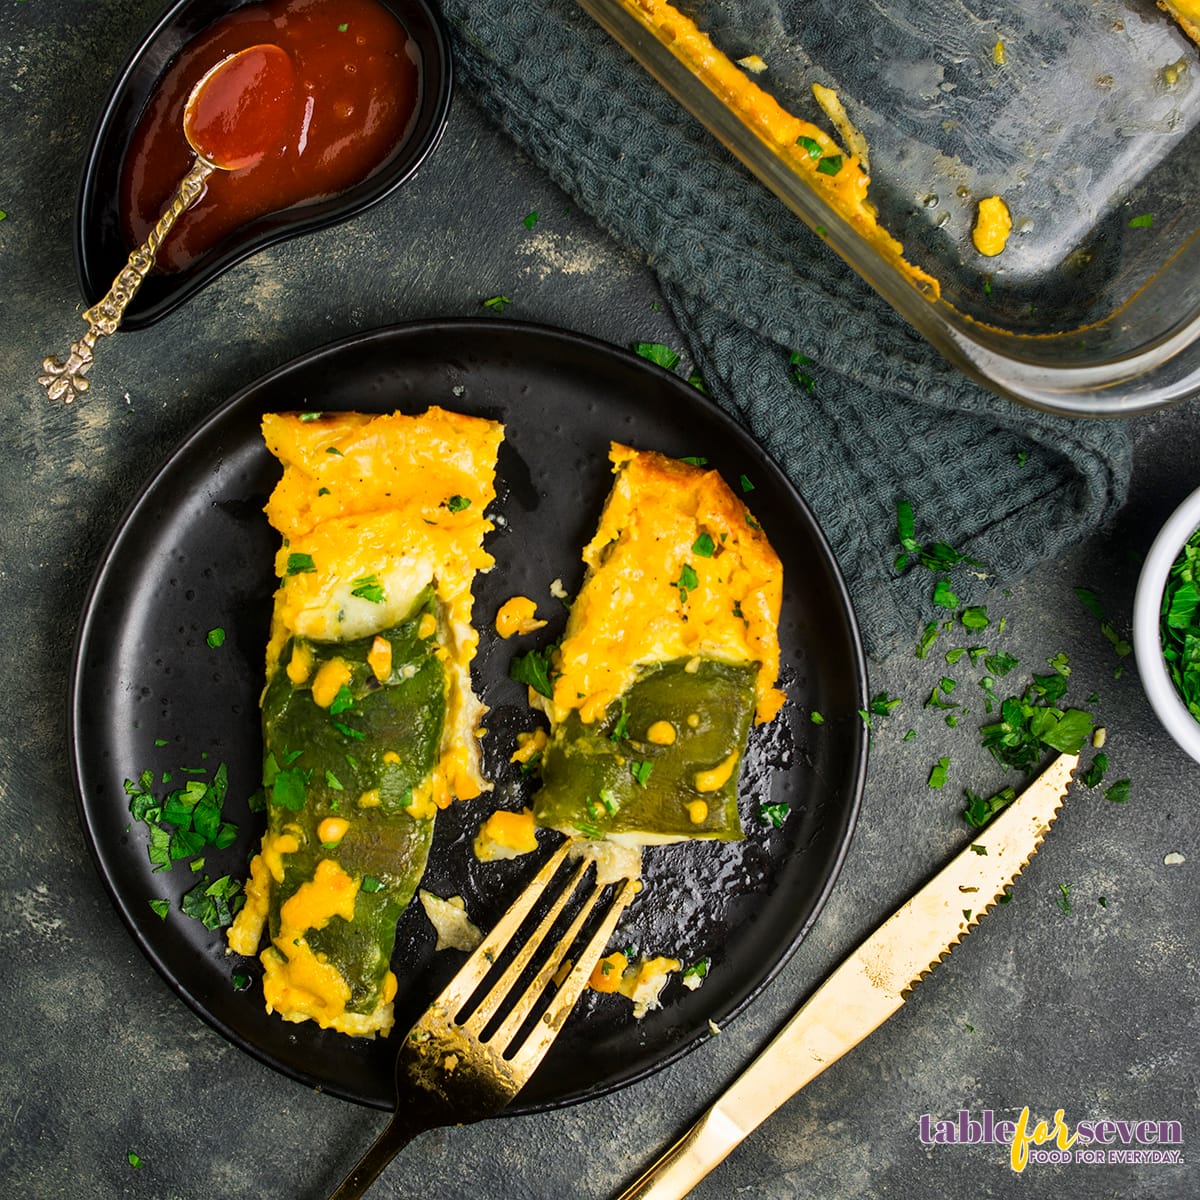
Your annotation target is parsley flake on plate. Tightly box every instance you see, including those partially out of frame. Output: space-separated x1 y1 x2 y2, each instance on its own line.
633 342 681 370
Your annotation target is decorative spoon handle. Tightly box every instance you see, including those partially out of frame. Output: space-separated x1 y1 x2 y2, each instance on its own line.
39 157 213 404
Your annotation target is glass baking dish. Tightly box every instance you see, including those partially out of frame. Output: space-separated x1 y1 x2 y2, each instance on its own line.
577 0 1200 416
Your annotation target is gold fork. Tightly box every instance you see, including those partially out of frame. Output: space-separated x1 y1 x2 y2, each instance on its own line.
328 840 639 1199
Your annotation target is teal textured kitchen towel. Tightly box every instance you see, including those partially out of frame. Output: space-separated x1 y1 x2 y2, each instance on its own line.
439 0 1132 657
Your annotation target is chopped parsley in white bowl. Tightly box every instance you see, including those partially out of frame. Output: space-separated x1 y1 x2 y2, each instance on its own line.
1133 484 1200 767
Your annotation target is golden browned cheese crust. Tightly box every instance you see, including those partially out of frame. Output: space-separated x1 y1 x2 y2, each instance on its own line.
547 443 785 728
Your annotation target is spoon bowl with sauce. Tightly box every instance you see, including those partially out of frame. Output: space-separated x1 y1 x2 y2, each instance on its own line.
40 43 299 403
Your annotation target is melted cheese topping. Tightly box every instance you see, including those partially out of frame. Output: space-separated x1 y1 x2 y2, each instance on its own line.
473 808 539 861
261 407 504 802
973 196 1012 257
547 445 785 726
495 595 548 638
616 0 938 297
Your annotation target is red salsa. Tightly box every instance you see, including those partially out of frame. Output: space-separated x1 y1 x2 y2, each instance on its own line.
121 0 419 272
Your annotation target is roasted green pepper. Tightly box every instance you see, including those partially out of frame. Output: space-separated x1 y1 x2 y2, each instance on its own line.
532 658 756 842
257 588 444 1020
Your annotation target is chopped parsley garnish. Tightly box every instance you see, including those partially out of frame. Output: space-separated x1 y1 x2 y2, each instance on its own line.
962 784 1016 827
324 769 345 791
960 606 990 630
232 972 251 991
444 495 471 513
361 875 385 893
816 154 844 176
206 627 226 648
915 620 941 659
286 552 316 576
127 1151 144 1170
1047 651 1071 676
682 958 709 981
894 500 981 574
1128 213 1153 229
739 474 755 493
809 710 825 725
933 580 959 610
181 874 244 930
692 532 716 558
510 646 554 698
687 371 707 393
759 801 790 827
1105 778 1131 804
1160 526 1200 718
332 721 366 742
329 685 354 716
482 295 511 312
267 758 311 810
610 695 631 741
633 341 681 370
928 757 951 789
125 762 238 871
1081 752 1108 788
523 210 539 230
1055 883 1072 915
630 760 653 787
984 650 1019 677
351 574 385 603
337 21 348 31
680 456 709 466
790 351 816 391
1074 586 1132 666
299 411 323 422
673 563 700 603
970 843 987 855
325 445 343 456
148 898 170 919
868 691 902 717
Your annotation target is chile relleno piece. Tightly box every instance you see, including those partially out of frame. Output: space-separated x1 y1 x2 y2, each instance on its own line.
528 445 785 846
229 408 503 1037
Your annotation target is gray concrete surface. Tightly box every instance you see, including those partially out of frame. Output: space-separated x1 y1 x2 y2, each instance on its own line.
1 1 1196 1197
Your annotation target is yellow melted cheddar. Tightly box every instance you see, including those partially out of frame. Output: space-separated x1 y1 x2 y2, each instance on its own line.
545 445 785 727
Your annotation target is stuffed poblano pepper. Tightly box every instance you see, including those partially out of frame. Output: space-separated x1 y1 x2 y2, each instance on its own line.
228 407 503 1037
527 444 785 846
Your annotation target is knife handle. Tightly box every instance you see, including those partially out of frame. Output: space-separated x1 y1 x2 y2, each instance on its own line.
614 1103 748 1200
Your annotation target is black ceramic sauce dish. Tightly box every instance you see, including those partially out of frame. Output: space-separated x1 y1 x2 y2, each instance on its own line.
75 0 453 331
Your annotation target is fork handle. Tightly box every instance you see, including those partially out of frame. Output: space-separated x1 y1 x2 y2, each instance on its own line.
326 1111 428 1200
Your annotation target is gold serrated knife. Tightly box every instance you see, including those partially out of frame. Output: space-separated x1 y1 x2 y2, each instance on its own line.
614 752 1079 1200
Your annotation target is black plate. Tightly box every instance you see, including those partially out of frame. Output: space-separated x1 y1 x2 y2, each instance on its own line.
75 0 452 330
69 319 868 1111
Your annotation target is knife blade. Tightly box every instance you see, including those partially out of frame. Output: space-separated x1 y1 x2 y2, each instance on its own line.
614 751 1079 1200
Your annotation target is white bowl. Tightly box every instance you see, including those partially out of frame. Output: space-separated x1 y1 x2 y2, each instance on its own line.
1133 483 1200 767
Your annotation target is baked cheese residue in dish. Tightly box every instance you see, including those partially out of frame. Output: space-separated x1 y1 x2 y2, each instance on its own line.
972 195 1012 257
613 0 938 298
1159 0 1200 46
527 444 785 846
228 407 503 1038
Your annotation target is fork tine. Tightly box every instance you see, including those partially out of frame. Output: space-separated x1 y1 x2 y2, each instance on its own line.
461 853 592 1037
481 869 606 1047
504 875 640 1076
428 840 574 1015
